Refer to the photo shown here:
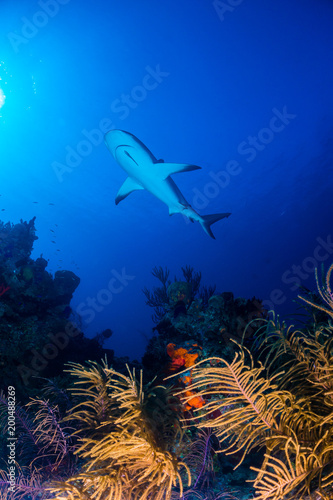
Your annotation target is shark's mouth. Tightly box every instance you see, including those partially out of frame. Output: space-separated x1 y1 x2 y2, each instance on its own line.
115 144 139 166
124 150 138 166
115 144 132 153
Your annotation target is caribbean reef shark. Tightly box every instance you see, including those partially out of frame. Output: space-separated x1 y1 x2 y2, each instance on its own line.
104 130 231 239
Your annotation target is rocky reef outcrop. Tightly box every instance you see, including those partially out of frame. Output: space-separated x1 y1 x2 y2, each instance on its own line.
142 267 268 381
0 218 116 400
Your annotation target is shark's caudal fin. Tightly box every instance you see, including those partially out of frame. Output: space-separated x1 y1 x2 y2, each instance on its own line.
200 213 231 239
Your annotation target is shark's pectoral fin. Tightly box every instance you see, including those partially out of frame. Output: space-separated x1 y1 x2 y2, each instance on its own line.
155 162 201 180
115 177 144 205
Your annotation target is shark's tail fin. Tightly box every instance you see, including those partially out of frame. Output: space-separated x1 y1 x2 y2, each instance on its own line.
200 213 231 239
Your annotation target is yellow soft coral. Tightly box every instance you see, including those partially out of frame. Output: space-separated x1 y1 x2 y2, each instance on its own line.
173 321 333 499
298 263 333 320
47 359 190 500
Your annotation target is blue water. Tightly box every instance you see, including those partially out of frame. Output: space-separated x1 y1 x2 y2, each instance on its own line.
0 0 332 360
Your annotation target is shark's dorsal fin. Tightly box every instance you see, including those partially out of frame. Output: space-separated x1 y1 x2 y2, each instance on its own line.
155 162 201 180
115 177 144 205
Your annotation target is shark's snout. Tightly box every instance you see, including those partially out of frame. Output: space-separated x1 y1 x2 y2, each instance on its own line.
104 130 129 156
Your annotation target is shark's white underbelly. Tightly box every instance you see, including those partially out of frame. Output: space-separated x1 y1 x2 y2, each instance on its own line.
141 176 189 212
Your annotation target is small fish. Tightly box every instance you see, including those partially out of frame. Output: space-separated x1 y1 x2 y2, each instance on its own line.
33 201 38 204
51 240 56 243
50 229 55 233
49 203 55 206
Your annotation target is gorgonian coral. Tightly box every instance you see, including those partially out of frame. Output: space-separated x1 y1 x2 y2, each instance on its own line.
48 359 190 500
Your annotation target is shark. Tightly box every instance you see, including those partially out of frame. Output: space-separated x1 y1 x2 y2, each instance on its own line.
104 130 231 239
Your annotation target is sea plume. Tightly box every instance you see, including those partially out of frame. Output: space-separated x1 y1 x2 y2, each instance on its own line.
298 262 333 320
0 391 77 499
173 325 333 499
48 358 190 500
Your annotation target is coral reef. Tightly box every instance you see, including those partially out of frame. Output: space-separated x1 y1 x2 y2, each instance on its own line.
166 341 205 411
172 266 333 499
142 265 213 323
142 281 267 381
3 228 333 500
0 218 117 401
